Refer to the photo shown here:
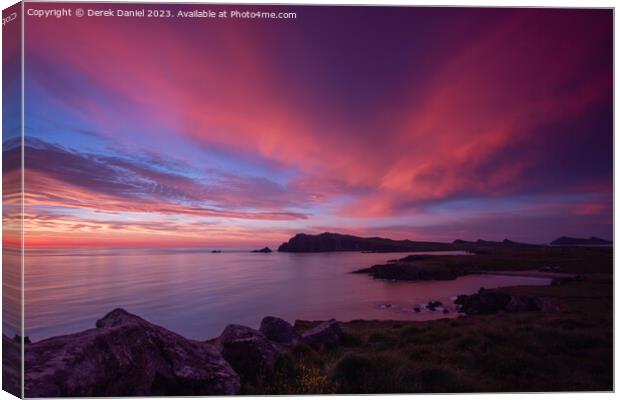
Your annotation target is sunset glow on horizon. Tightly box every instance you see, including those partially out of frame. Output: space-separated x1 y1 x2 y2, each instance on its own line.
13 5 613 248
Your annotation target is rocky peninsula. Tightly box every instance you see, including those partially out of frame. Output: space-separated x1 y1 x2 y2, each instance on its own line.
352 244 610 281
353 254 474 281
277 232 612 254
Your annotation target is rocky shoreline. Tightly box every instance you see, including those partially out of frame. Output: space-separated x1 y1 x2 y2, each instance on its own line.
352 254 475 281
13 284 566 398
351 248 591 283
15 309 347 397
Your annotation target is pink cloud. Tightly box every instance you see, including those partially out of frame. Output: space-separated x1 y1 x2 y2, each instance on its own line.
22 6 612 245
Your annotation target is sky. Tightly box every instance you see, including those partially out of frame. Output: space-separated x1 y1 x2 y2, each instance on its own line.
14 5 613 248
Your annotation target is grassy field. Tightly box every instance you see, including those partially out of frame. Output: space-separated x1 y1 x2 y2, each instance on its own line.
407 245 612 274
243 247 613 394
354 245 613 280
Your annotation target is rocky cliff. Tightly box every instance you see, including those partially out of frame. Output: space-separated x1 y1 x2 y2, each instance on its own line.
278 232 453 253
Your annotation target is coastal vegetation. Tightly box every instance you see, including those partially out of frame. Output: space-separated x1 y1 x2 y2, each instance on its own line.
245 274 612 393
353 244 612 281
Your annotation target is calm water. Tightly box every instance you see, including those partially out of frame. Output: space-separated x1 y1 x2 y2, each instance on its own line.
24 249 551 342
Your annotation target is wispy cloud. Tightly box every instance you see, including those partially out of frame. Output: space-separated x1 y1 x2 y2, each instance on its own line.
21 139 310 221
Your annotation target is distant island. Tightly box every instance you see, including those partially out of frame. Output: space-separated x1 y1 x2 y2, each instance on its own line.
278 232 453 252
550 236 612 246
277 232 611 253
277 232 532 253
252 247 273 253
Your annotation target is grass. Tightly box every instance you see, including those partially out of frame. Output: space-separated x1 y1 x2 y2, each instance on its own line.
242 248 613 394
406 246 612 274
354 246 612 281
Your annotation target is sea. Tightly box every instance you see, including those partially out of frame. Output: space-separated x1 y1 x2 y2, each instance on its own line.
18 248 551 342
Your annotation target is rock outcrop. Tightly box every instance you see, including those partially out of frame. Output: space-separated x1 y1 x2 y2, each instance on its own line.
259 316 300 344
353 261 472 281
25 309 240 397
252 247 273 253
22 310 353 395
218 324 280 381
455 289 559 315
455 289 512 314
426 301 443 311
301 319 343 347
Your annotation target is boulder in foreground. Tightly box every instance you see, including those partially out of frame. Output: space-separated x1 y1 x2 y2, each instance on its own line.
259 316 300 344
25 308 240 397
218 324 280 381
301 319 344 347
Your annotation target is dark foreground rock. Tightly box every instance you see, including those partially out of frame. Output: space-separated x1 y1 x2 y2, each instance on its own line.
25 309 240 397
301 319 344 347
218 324 280 381
455 288 559 315
260 316 300 344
